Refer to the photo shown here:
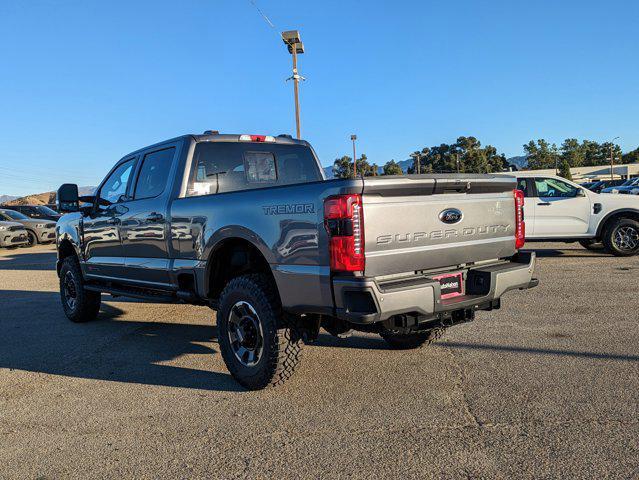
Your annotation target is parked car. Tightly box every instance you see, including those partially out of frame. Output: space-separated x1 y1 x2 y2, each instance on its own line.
514 174 639 255
55 132 537 390
1 204 61 221
600 177 639 195
0 208 57 246
583 179 627 193
0 220 29 248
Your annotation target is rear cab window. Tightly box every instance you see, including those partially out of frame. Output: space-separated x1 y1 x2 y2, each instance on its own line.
186 142 321 196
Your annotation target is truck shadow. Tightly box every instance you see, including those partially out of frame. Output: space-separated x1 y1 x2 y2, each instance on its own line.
439 341 639 362
313 334 639 362
523 248 611 258
0 290 243 392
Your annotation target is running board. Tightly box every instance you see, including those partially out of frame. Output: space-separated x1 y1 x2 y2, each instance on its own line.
85 284 188 304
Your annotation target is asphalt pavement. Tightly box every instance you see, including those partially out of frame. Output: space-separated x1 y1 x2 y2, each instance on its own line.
0 243 637 479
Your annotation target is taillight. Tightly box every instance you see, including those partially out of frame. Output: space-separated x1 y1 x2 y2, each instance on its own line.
514 189 525 249
324 194 365 272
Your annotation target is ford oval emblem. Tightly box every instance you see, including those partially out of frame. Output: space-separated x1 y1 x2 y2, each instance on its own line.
439 208 463 224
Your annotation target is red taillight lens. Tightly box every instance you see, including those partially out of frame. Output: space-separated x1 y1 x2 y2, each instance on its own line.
324 194 365 272
514 189 526 249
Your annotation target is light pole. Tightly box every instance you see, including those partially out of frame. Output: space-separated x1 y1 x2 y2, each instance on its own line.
610 136 620 181
351 135 358 177
282 30 305 139
410 151 421 174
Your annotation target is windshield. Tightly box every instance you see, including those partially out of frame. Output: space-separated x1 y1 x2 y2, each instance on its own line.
36 205 58 215
0 209 29 220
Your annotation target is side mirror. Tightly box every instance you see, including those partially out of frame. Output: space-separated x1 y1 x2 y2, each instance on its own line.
57 184 79 212
575 189 586 197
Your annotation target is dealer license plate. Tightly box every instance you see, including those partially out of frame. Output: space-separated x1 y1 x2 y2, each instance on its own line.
433 272 464 299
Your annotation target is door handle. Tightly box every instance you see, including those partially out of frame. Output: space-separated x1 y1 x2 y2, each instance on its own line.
146 212 164 222
106 217 121 225
537 202 551 206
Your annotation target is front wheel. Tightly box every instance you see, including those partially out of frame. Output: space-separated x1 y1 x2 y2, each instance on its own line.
26 231 37 247
217 274 303 390
602 218 639 257
59 256 101 322
380 327 445 350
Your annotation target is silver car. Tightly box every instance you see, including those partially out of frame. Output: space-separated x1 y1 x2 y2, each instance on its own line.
0 208 56 246
0 220 29 248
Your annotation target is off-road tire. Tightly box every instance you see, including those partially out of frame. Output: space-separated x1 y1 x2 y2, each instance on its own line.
602 217 639 257
59 256 101 322
380 327 445 350
217 274 303 390
578 239 603 251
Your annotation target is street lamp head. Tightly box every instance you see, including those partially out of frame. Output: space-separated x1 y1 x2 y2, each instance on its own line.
282 30 305 54
351 135 357 141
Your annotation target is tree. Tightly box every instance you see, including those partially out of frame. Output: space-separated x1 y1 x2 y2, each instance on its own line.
622 147 639 164
560 138 585 167
332 155 353 179
558 159 573 180
407 137 507 174
524 139 560 170
332 154 377 179
383 160 403 176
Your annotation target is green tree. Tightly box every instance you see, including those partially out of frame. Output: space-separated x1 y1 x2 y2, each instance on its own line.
383 160 404 175
332 155 353 179
407 137 507 174
332 154 377 178
524 139 560 170
560 138 585 167
622 147 639 164
558 159 573 180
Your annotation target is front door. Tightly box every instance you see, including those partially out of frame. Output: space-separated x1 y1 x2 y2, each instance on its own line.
119 146 177 287
82 158 136 280
530 177 591 237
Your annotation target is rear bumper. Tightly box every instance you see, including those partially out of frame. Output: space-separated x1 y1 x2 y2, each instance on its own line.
333 252 537 324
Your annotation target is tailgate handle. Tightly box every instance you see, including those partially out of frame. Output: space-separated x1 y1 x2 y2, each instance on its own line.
537 202 551 206
442 181 471 193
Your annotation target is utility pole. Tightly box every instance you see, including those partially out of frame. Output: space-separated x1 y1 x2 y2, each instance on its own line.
456 153 460 174
610 136 620 181
410 152 421 174
282 31 305 139
351 135 358 177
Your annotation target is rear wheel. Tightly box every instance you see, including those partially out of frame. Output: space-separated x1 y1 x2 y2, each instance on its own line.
59 256 101 322
602 218 639 257
578 239 604 251
217 274 303 390
380 327 445 350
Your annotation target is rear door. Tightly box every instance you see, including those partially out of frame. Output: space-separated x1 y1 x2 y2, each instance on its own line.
119 144 179 287
530 177 590 237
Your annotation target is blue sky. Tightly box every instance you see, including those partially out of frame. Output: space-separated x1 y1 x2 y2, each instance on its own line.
0 0 637 196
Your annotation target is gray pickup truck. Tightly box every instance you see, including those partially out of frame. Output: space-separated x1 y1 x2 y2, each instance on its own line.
56 132 537 389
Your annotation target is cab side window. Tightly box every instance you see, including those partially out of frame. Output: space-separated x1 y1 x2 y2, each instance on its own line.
99 159 135 204
534 178 579 198
516 178 529 197
134 148 175 200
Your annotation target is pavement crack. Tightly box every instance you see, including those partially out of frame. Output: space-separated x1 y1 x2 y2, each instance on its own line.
442 345 482 428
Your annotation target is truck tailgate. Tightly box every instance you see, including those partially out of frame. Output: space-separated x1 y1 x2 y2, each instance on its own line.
361 175 517 277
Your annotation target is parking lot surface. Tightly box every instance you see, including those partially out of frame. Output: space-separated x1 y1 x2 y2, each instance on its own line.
0 243 637 479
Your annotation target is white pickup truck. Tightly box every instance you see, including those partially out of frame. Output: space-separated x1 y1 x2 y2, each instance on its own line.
514 173 639 256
